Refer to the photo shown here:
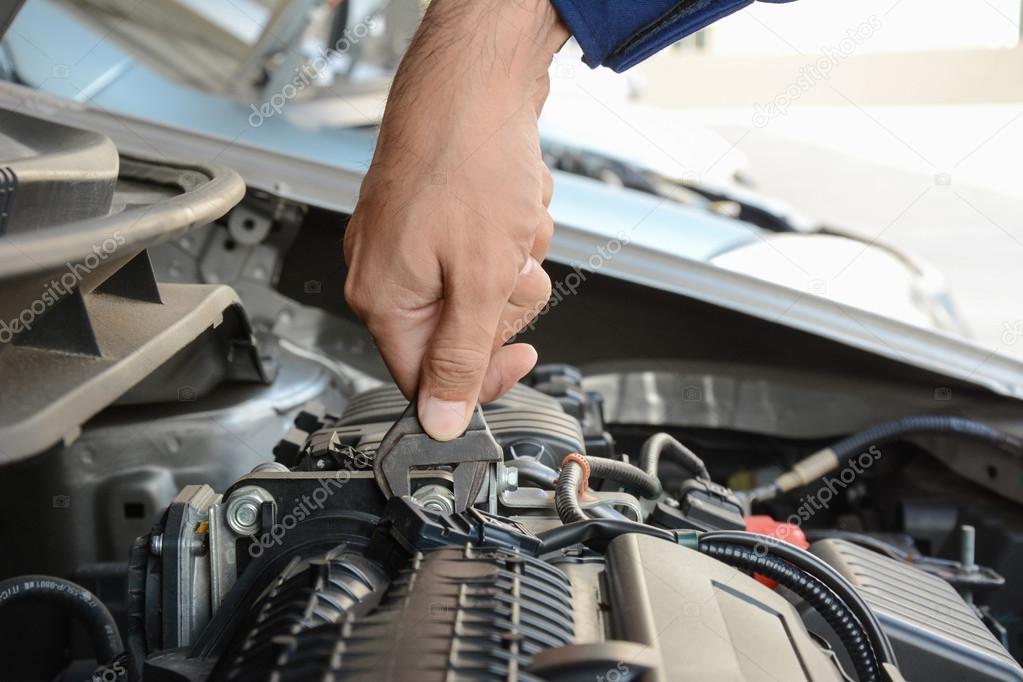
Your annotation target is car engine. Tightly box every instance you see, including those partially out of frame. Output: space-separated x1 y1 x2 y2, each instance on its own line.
2 102 1023 682
106 374 1019 682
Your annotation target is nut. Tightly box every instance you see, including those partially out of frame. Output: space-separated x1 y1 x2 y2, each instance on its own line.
225 486 275 536
411 484 455 515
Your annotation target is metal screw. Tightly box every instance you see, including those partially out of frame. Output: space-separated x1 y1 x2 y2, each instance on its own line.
150 533 163 556
225 486 275 536
498 465 519 492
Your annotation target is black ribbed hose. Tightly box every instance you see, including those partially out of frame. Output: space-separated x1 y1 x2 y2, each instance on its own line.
639 433 710 480
700 530 897 666
555 456 662 526
0 575 123 664
555 460 589 524
701 542 882 682
587 456 662 499
831 415 1023 466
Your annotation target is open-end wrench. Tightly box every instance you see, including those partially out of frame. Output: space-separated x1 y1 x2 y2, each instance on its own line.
373 399 503 512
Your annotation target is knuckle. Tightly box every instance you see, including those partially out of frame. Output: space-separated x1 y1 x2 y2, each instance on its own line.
424 344 489 388
342 219 363 264
503 207 544 243
537 268 553 301
472 261 519 302
343 277 373 318
537 212 554 238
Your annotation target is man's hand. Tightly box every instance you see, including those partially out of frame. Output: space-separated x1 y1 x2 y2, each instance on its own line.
343 0 569 440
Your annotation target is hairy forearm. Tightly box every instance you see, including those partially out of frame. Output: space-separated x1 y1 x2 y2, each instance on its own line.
375 0 568 165
345 0 564 438
409 0 568 83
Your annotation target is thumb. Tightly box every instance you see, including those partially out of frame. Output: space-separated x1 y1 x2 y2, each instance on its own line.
417 275 510 440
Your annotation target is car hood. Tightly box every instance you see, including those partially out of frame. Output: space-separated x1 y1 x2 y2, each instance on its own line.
3 82 1023 404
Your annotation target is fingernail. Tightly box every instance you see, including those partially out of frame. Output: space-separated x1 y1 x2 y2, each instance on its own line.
520 257 535 275
420 398 469 441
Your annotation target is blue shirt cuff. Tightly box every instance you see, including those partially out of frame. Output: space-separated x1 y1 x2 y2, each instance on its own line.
550 0 795 72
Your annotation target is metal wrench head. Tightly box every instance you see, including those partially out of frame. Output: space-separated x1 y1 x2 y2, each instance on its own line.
373 400 502 512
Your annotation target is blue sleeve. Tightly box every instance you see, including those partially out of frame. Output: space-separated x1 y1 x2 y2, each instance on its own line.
550 0 796 72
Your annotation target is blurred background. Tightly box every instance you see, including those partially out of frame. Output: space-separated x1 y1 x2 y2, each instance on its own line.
626 0 1023 356
4 0 1021 357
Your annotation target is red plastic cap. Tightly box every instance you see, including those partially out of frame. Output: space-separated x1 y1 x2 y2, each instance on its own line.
743 515 810 588
744 515 809 549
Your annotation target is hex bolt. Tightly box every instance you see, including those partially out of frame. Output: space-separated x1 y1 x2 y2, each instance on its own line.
499 465 519 492
411 484 456 515
225 486 275 536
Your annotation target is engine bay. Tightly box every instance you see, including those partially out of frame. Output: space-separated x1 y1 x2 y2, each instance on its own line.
2 97 1023 682
97 371 1016 682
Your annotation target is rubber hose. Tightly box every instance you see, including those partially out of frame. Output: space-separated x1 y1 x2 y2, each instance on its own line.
507 458 559 489
0 574 123 663
639 433 710 481
537 518 676 553
831 415 1023 466
555 460 589 524
586 455 662 499
126 535 150 681
702 542 882 682
700 530 897 665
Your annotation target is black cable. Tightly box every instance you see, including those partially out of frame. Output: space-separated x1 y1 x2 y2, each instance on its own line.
701 542 882 682
699 530 897 666
830 415 1023 467
767 415 1023 500
555 460 589 524
639 433 710 481
585 504 632 521
537 518 675 553
556 458 652 524
586 455 662 499
0 574 123 664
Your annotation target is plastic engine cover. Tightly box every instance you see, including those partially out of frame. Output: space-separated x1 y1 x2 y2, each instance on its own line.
811 539 1023 682
599 533 845 681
